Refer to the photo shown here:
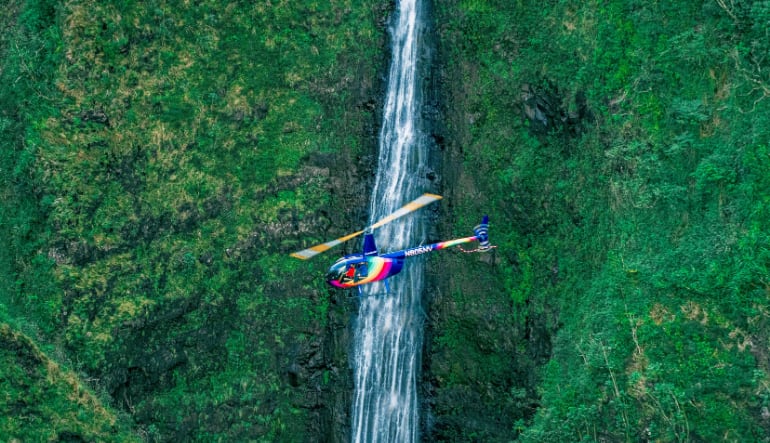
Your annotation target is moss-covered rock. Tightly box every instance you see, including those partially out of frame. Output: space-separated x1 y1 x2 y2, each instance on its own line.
430 0 770 440
1 0 387 440
0 323 139 441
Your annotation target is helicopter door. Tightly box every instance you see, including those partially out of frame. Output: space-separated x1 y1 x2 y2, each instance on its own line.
340 261 369 284
355 262 369 281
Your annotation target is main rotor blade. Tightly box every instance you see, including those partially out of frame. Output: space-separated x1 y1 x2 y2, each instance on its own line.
369 193 442 230
289 193 442 260
291 229 365 260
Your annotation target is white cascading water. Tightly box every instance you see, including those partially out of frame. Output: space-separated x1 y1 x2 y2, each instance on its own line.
351 0 428 442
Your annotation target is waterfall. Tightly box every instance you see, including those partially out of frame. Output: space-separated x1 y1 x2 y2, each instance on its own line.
351 0 429 442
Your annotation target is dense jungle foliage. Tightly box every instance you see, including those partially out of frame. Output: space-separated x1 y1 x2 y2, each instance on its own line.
2 0 386 440
429 0 770 441
1 0 769 442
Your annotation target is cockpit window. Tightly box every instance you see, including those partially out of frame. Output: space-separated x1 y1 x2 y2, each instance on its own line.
325 268 344 281
326 260 369 285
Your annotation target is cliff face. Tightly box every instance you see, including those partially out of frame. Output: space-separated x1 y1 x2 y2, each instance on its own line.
426 0 770 441
3 1 770 441
0 324 139 440
0 1 387 441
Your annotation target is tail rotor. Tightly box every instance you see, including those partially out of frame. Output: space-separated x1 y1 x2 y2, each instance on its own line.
474 215 491 250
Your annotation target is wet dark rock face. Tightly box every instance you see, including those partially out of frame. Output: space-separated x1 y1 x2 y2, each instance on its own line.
521 81 592 137
416 9 565 443
301 292 357 442
286 81 384 443
420 261 549 442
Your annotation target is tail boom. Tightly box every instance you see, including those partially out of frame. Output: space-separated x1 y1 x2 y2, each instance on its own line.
383 215 491 259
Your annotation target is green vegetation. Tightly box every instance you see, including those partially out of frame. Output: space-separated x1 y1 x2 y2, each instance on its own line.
0 323 139 441
2 0 385 440
432 0 770 440
3 0 770 441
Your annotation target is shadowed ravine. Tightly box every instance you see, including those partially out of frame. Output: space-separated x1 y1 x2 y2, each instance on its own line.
351 0 429 441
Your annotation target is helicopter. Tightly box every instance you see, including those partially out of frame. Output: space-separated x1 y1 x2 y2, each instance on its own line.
290 193 492 290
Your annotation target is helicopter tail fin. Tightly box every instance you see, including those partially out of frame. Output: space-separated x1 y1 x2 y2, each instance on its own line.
474 215 491 250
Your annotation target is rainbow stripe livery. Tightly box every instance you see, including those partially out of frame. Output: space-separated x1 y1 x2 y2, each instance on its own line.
325 215 490 289
289 193 492 291
326 256 403 288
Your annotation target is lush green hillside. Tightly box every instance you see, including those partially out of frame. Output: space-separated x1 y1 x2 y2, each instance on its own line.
3 0 770 442
430 0 770 441
1 0 386 440
0 323 139 441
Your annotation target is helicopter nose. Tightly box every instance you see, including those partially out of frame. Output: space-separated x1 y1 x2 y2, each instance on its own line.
325 262 345 282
